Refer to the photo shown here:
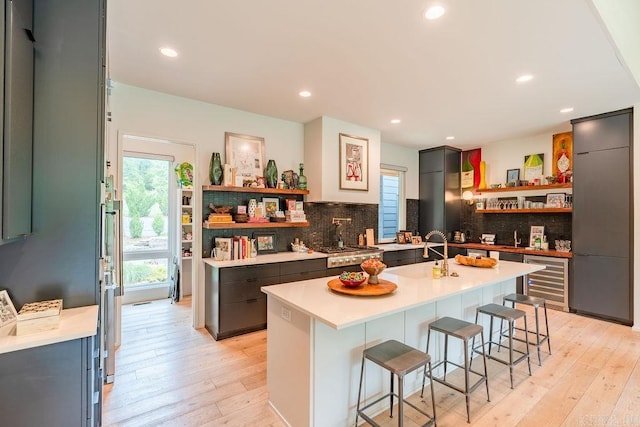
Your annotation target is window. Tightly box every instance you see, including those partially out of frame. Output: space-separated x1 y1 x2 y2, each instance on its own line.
378 165 406 243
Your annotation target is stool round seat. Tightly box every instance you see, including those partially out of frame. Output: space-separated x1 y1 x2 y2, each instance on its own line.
356 339 436 427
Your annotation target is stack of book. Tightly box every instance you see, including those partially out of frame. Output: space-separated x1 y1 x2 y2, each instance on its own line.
214 236 257 260
285 198 306 222
16 299 63 336
208 213 234 223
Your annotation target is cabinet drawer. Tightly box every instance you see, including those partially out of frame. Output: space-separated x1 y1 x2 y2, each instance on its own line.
221 276 280 304
219 297 267 335
279 258 326 275
383 250 415 263
220 264 280 283
280 269 328 283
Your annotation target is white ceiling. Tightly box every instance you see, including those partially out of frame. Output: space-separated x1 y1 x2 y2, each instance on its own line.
107 0 640 149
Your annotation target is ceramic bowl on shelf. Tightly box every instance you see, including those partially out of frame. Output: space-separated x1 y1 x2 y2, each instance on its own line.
338 271 366 287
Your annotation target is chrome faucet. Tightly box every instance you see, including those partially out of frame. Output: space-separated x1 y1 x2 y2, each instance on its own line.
423 230 449 277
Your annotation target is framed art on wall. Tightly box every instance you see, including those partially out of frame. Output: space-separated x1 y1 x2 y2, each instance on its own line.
339 133 369 191
225 132 266 182
506 168 520 185
262 197 279 217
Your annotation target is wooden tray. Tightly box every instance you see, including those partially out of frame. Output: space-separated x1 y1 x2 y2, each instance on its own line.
327 278 397 296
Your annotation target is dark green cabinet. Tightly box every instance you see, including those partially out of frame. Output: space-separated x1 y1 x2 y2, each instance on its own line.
1 0 34 242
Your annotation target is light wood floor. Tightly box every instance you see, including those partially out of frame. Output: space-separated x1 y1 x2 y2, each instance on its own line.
103 297 640 426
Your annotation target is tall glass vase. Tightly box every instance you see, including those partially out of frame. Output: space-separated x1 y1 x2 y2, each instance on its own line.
265 159 278 188
209 152 223 185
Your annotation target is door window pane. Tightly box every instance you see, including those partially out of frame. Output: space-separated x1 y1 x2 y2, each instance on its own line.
123 258 169 288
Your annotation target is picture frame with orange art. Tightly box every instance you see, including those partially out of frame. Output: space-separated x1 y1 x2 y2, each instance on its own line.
552 131 573 180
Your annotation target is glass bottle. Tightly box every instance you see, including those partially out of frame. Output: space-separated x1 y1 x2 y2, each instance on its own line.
461 153 474 190
298 163 307 190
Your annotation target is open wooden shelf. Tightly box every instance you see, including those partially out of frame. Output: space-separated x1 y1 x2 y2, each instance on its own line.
476 208 572 214
203 221 309 229
475 183 572 194
202 185 309 195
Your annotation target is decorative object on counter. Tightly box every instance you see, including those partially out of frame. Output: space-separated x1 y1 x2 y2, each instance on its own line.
454 254 497 268
327 277 397 296
16 298 63 335
262 197 279 217
404 231 413 242
524 153 544 182
555 240 571 252
360 258 386 284
529 225 545 248
174 162 193 188
480 233 496 245
298 163 307 190
225 132 266 182
358 233 365 246
0 290 17 328
247 199 257 217
265 159 278 188
209 152 223 185
506 168 520 186
338 271 367 287
432 260 442 278
461 148 481 191
339 133 369 191
411 235 423 245
291 238 309 253
546 193 566 208
478 160 487 189
253 231 277 254
396 232 406 244
366 228 375 246
552 131 573 181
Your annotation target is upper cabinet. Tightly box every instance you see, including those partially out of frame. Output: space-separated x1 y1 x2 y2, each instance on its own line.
1 0 34 242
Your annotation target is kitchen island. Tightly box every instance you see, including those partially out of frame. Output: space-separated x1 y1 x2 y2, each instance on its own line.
262 260 544 426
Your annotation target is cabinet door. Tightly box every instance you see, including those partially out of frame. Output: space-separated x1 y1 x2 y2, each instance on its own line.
419 170 444 235
572 109 631 153
419 149 443 173
2 0 34 239
573 147 629 257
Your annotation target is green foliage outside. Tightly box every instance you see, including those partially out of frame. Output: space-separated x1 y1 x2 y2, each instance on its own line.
123 263 168 286
152 214 165 236
129 215 143 238
123 157 169 217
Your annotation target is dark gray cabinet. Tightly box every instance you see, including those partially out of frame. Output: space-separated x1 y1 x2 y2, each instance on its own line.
571 108 633 324
499 252 524 293
418 146 461 238
1 0 34 242
383 248 418 267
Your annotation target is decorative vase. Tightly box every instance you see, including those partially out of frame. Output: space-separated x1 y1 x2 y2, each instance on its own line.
209 152 223 185
298 163 307 190
248 199 257 218
265 159 278 188
478 160 487 189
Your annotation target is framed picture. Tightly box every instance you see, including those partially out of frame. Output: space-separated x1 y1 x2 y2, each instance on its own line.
396 232 406 244
529 225 545 248
404 231 413 243
253 231 277 254
0 290 17 327
411 235 423 245
524 153 544 181
285 199 297 212
552 131 573 178
339 133 369 191
546 193 566 208
506 168 520 185
225 132 266 181
262 197 279 217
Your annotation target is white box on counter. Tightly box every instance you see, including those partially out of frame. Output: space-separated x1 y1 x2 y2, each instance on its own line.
16 299 63 336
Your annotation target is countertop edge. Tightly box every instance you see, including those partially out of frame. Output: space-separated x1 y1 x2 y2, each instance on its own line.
0 305 99 355
448 242 573 258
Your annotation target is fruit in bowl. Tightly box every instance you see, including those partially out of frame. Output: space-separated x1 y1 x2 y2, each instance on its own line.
360 259 387 284
338 271 367 287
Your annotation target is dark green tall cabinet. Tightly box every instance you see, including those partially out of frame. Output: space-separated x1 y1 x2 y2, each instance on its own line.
0 0 106 425
418 146 461 239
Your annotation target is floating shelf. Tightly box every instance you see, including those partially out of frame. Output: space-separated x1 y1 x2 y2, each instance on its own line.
203 221 309 229
202 185 309 195
476 208 572 214
475 183 572 194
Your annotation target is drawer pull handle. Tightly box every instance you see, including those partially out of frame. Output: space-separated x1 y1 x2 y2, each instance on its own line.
246 277 258 283
246 298 258 303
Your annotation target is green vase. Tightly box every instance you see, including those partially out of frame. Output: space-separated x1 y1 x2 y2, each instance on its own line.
209 152 223 185
265 159 278 188
298 163 307 190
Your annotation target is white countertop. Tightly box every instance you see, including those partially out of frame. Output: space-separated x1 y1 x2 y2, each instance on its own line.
262 260 544 330
0 305 99 354
203 251 328 268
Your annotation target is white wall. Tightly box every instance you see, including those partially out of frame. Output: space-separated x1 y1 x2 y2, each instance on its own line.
380 143 419 199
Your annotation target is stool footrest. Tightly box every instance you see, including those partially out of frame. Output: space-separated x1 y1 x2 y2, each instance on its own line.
357 392 435 427
431 360 487 395
500 328 549 347
475 342 529 366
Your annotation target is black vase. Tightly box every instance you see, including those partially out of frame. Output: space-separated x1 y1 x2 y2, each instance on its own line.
209 152 223 185
265 159 278 188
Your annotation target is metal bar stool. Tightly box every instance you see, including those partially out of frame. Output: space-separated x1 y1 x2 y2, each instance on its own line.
356 339 436 427
421 317 489 423
473 303 531 389
501 293 551 366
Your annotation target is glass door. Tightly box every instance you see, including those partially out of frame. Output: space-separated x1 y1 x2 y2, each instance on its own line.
121 153 175 303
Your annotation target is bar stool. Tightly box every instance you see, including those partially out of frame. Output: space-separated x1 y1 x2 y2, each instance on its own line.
502 293 551 366
473 303 531 389
421 316 489 423
356 339 436 427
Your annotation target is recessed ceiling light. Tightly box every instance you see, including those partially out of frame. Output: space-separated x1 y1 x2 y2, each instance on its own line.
299 90 312 98
446 136 455 140
159 47 178 58
560 107 574 113
424 5 445 20
390 119 401 124
516 74 534 83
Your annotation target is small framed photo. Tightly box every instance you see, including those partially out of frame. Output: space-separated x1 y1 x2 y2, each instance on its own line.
285 199 297 212
530 225 545 247
0 290 18 327
403 231 413 243
255 176 266 188
262 197 279 217
396 232 406 244
295 201 304 211
253 231 278 254
506 168 520 185
546 193 566 208
237 205 247 215
411 235 423 245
